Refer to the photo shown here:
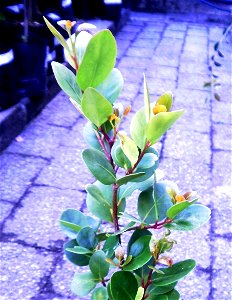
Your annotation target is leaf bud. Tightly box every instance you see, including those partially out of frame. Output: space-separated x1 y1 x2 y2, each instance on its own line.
123 105 131 116
153 104 167 115
114 245 125 261
157 256 173 267
175 194 186 203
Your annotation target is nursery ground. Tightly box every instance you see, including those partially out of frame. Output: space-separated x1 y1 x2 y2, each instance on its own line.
0 12 231 300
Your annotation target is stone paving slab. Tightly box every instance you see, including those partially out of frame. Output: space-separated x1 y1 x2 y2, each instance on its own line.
0 11 231 300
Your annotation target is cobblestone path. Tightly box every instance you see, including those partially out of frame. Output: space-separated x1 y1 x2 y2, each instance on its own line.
0 12 231 300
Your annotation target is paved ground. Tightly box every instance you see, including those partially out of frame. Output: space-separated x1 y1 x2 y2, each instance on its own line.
0 12 231 300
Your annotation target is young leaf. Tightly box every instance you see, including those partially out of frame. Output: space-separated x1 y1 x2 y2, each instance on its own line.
82 148 116 185
116 173 146 186
130 107 147 150
91 287 108 300
64 239 91 266
156 91 173 111
97 68 124 104
118 132 139 166
89 250 109 279
143 73 151 122
71 272 99 296
51 62 82 104
76 226 98 250
109 271 138 300
166 200 196 219
123 235 152 271
43 17 69 51
81 88 113 128
165 204 211 231
152 259 196 286
146 110 184 145
60 208 99 238
77 29 117 90
111 142 132 170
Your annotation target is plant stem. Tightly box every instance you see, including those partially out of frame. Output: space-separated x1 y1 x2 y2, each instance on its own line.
95 131 111 161
124 218 173 233
112 183 120 233
127 141 151 175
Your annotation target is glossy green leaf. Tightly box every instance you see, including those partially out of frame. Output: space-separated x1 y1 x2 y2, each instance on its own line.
82 148 116 184
153 182 173 221
76 226 98 250
91 287 108 300
119 213 141 223
152 259 196 286
83 122 102 151
156 92 173 111
86 181 125 222
89 250 109 279
116 173 146 186
118 132 139 166
113 221 136 236
135 287 144 300
103 235 119 258
81 88 113 128
165 289 180 300
71 271 99 296
97 68 124 104
146 110 184 145
130 107 147 150
51 62 82 104
134 147 159 182
166 200 196 219
77 29 117 90
43 17 69 51
123 235 152 271
111 142 131 170
128 229 152 253
118 177 153 200
143 74 151 122
109 271 138 300
60 208 99 238
66 246 93 255
148 281 177 296
64 239 91 266
165 204 211 231
138 187 157 224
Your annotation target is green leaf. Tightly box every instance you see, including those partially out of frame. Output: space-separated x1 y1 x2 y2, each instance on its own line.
113 221 136 236
156 92 173 111
117 173 146 186
153 183 173 221
118 132 139 166
128 229 152 253
60 208 99 238
76 226 98 250
118 177 153 200
152 259 196 286
146 110 184 145
130 107 147 150
166 200 196 219
123 235 152 271
83 122 102 150
165 289 180 300
135 287 144 300
81 88 113 128
165 204 211 231
138 187 157 224
97 68 124 104
71 272 99 296
111 141 131 170
134 147 159 182
82 148 116 185
119 213 141 223
91 287 108 300
51 61 82 104
64 239 91 266
86 182 125 222
148 282 177 296
77 29 117 90
103 235 119 258
109 271 138 300
66 246 93 255
43 17 69 51
143 73 151 122
89 250 109 279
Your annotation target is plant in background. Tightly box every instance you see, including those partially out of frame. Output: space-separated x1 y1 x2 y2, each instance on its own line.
44 18 211 300
204 22 232 101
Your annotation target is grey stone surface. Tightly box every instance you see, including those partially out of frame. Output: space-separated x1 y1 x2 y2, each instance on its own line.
0 11 231 300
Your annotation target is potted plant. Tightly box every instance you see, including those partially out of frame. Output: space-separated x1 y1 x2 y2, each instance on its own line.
44 18 211 299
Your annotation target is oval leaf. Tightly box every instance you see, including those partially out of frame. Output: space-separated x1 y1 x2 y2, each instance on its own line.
138 187 157 224
153 182 173 222
130 107 147 150
89 250 109 279
166 200 196 219
82 148 116 185
91 287 108 300
165 204 211 231
71 272 99 296
111 142 131 170
76 226 98 250
117 173 146 186
118 132 139 166
146 110 184 145
64 239 91 266
77 29 117 90
81 88 113 128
